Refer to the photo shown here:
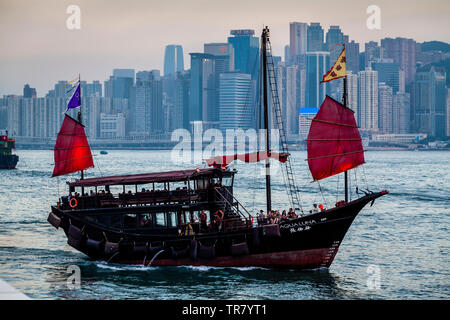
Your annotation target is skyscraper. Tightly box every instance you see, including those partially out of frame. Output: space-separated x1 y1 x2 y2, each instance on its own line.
164 45 184 76
347 71 358 120
189 53 216 127
174 71 191 130
104 69 135 99
285 64 305 134
219 72 252 130
132 70 163 134
345 40 360 74
414 65 447 137
204 43 234 72
378 83 394 133
290 22 308 63
307 23 324 52
325 26 344 51
372 60 401 94
365 41 383 68
284 45 291 65
299 108 319 139
358 67 378 129
306 52 329 108
23 84 36 98
381 37 416 85
204 43 235 125
81 81 102 97
228 29 259 80
393 91 411 134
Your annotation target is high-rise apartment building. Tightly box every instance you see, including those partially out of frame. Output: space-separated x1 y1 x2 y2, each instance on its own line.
414 65 446 137
306 52 329 108
381 37 416 85
358 67 379 130
378 83 394 133
307 23 324 52
289 22 308 64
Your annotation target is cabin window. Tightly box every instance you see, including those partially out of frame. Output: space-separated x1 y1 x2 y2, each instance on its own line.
178 212 186 226
155 212 166 228
222 177 232 187
139 213 153 228
167 212 177 228
196 178 209 190
123 214 137 229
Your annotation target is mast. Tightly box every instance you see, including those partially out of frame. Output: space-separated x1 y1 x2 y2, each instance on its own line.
343 72 348 203
262 27 271 213
77 74 85 185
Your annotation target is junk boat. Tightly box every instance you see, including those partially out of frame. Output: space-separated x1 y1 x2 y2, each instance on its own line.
48 28 388 269
0 130 19 169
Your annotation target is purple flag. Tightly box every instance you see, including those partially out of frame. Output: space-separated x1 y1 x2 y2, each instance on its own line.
65 83 81 111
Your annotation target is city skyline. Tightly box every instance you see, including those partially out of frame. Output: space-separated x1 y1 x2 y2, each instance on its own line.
1 0 450 96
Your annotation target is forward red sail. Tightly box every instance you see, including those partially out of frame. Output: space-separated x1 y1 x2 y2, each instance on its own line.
307 96 364 181
206 151 289 168
52 114 94 177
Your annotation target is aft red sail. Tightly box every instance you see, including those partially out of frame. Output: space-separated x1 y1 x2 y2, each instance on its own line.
52 114 94 177
206 152 289 168
307 96 364 181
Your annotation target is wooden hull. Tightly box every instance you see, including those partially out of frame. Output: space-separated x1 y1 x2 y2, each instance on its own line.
49 192 387 270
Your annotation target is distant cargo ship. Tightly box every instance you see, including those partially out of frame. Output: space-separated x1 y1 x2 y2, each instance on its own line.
0 131 19 169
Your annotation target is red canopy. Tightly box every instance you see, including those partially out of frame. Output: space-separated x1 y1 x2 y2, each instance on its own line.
307 96 365 181
52 114 94 177
205 151 289 168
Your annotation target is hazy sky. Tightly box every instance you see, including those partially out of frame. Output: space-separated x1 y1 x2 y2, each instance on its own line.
0 0 449 96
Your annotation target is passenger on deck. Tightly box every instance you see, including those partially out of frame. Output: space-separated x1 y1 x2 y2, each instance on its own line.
257 210 265 225
312 203 319 214
288 209 297 219
267 211 274 224
212 209 224 232
140 215 150 226
199 210 208 232
273 211 280 224
281 210 288 221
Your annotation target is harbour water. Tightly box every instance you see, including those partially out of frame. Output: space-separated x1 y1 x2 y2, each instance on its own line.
0 150 448 299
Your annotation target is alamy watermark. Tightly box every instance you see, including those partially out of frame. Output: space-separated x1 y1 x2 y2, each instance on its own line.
170 124 284 177
366 5 381 30
66 5 81 30
66 265 81 290
366 264 381 290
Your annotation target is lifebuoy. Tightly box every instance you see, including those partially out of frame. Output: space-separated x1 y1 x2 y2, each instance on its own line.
69 197 78 208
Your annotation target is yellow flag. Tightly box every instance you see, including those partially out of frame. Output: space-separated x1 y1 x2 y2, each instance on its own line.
321 47 346 83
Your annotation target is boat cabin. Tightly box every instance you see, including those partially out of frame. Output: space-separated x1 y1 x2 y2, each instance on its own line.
58 168 249 235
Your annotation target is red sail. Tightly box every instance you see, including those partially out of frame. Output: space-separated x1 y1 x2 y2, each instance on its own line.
307 96 364 181
206 152 289 168
52 114 94 177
